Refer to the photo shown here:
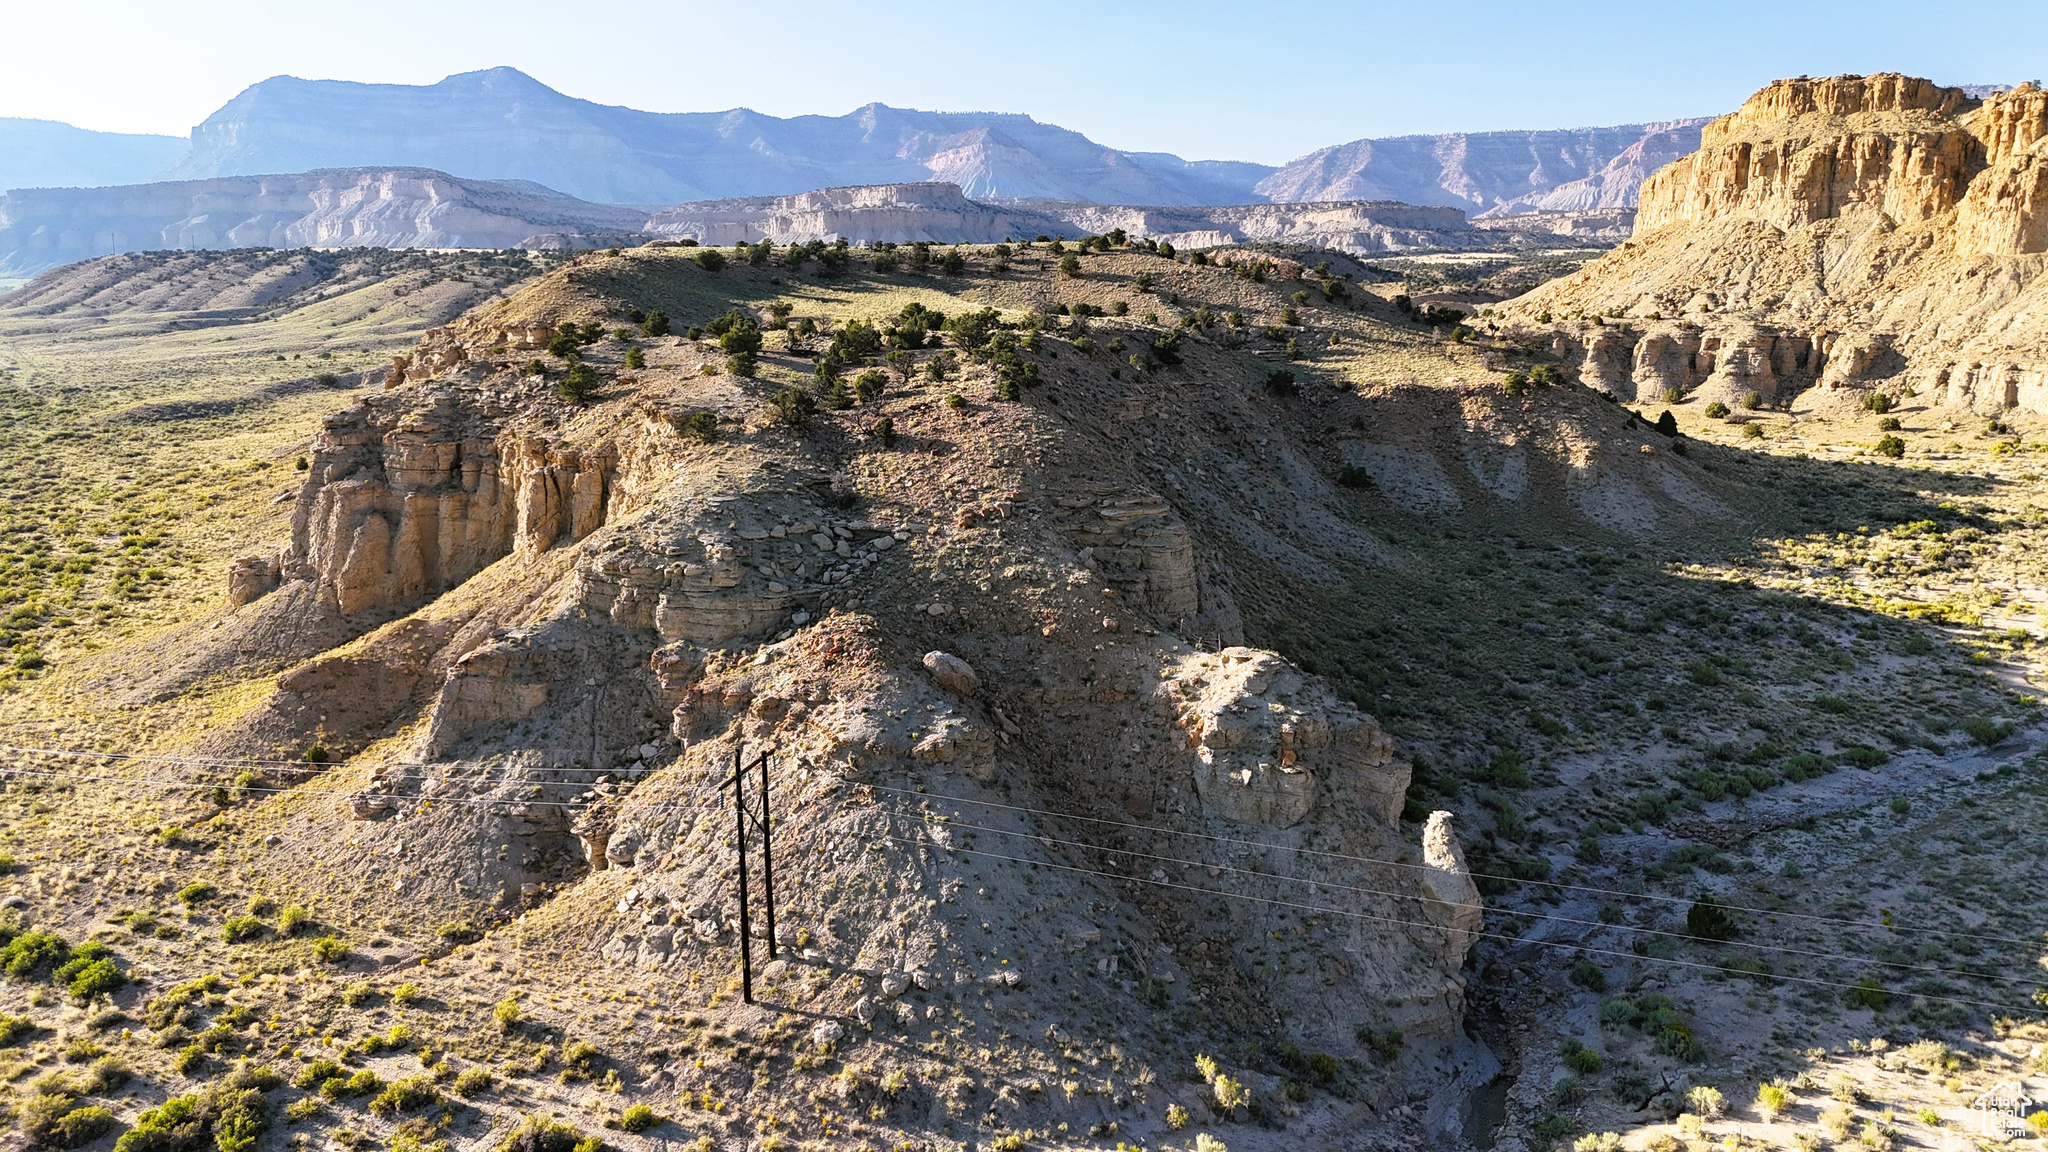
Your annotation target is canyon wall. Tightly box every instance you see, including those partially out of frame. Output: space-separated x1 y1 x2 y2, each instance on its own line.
1511 75 2048 414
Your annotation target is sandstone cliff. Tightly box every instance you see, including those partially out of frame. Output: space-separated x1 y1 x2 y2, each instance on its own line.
1258 119 1711 215
645 182 1508 255
1510 75 2048 413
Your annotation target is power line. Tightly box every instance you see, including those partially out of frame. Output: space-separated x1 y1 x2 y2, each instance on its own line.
892 808 2048 991
0 752 2039 1016
857 781 2048 950
6 745 2046 959
0 764 721 816
843 829 2045 1018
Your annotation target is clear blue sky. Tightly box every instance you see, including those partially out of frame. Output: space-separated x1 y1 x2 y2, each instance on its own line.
5 0 2042 165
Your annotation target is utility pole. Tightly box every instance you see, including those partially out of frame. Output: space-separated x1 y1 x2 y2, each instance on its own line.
732 743 753 1005
721 743 775 1003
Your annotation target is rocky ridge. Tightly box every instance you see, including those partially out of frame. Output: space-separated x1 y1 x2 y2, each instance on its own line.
155 242 1551 1147
1508 74 2048 413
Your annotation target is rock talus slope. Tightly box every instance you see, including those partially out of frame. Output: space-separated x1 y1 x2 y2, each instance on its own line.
1511 74 2048 413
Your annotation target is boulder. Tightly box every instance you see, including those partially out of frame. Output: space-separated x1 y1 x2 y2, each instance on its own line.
226 556 279 606
921 651 981 696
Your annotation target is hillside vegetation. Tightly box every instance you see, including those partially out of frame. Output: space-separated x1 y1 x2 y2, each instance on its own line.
0 232 2039 1152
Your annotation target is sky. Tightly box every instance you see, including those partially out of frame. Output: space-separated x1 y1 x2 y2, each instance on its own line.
4 0 2044 166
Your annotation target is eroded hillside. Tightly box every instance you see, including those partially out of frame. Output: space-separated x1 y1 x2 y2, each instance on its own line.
0 232 2042 1152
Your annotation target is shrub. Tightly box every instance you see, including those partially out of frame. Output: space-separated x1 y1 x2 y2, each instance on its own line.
0 1013 35 1046
453 1067 493 1097
694 250 726 272
177 881 217 906
173 1044 206 1075
1058 254 1081 277
311 937 347 963
1502 370 1530 395
1755 1081 1790 1120
558 359 600 404
639 310 669 337
1703 400 1730 418
618 1105 659 1133
769 388 815 431
1337 465 1373 489
1560 1039 1603 1074
623 347 645 370
277 906 310 935
679 410 718 443
496 1114 597 1152
559 1040 601 1080
1846 977 1888 1010
221 916 263 944
1875 434 1905 458
1165 1103 1190 1130
1686 1084 1725 1118
1568 961 1607 993
1572 1136 1622 1152
494 999 522 1032
1654 410 1679 437
1686 896 1736 941
37 1103 117 1150
869 417 897 448
1877 415 1902 431
1359 1027 1403 1060
3 931 69 978
294 1060 343 1089
945 308 1002 349
65 958 124 1000
1961 716 2014 746
342 982 376 1007
1862 392 1893 413
1264 369 1300 398
436 921 482 945
1211 1072 1249 1113
1742 422 1764 439
368 1076 438 1116
1740 390 1763 410
283 1099 322 1122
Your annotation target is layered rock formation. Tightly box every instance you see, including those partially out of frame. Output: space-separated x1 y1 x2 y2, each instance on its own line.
1511 75 2048 413
1258 119 1711 216
0 167 645 275
645 182 1491 255
1158 646 1404 827
276 382 618 618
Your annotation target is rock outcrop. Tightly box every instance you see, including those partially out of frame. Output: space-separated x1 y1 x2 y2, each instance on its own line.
1158 646 1404 828
644 182 1494 256
281 387 617 618
1512 75 2048 414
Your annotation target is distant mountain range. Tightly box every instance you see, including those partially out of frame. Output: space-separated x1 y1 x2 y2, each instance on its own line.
1257 119 1711 216
0 118 186 196
3 67 1709 217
